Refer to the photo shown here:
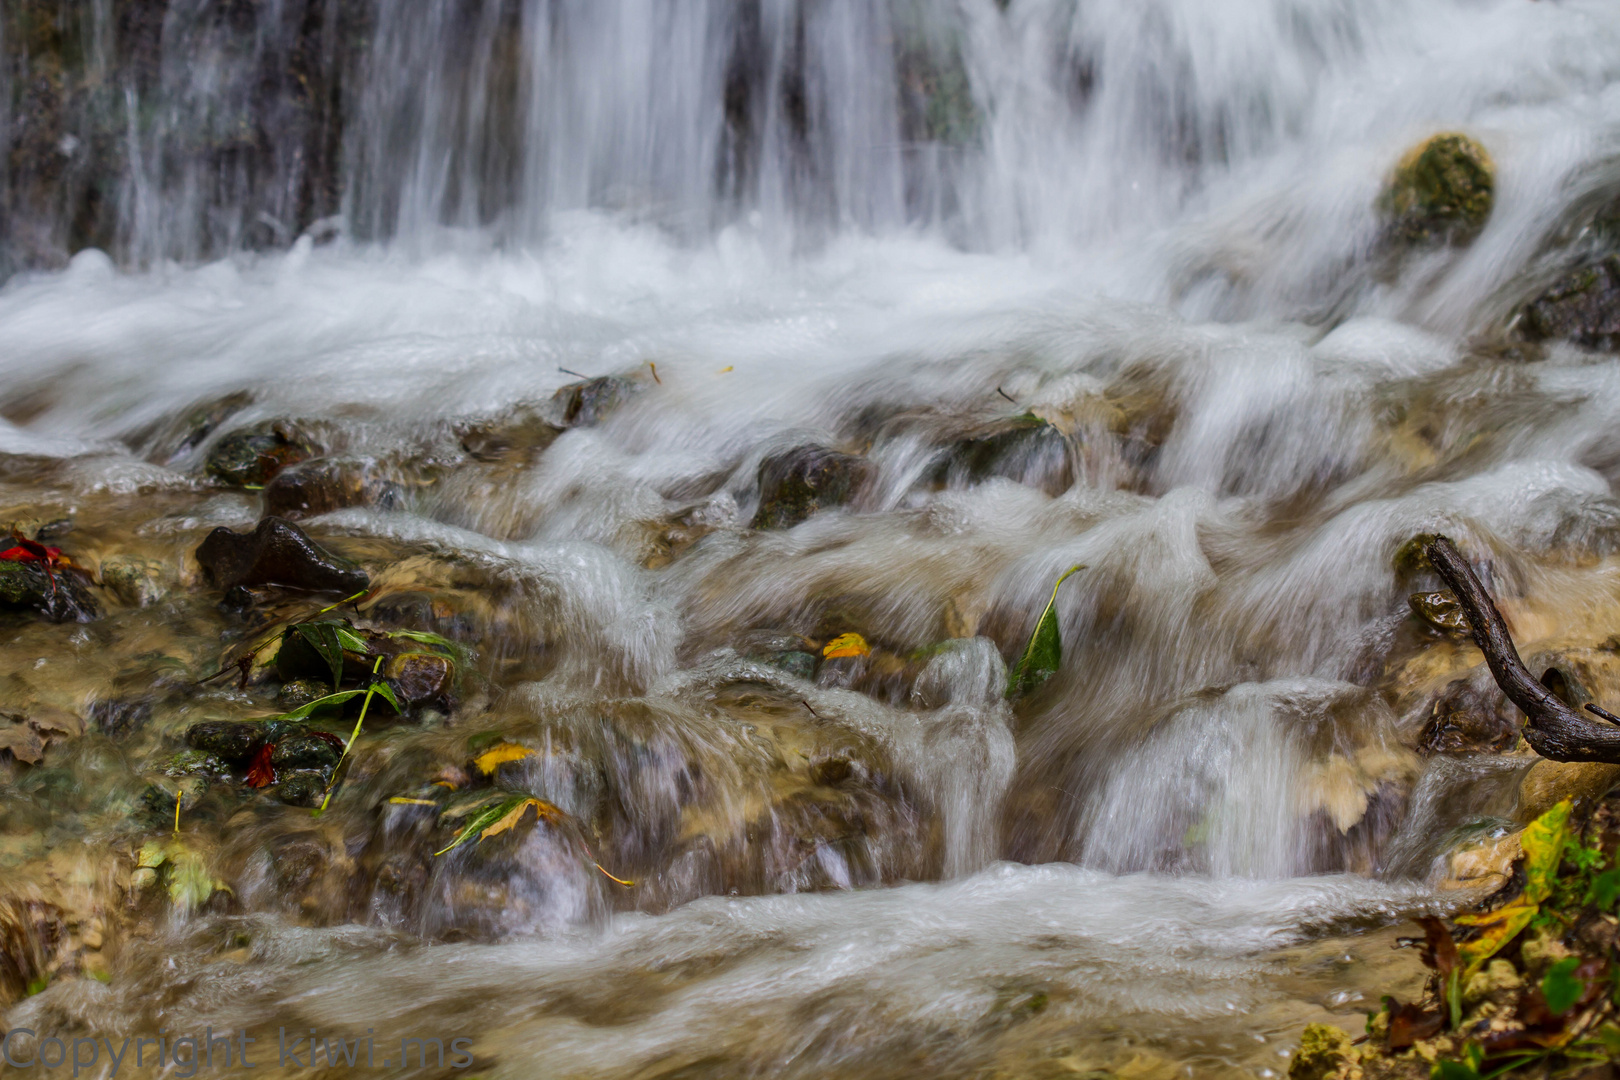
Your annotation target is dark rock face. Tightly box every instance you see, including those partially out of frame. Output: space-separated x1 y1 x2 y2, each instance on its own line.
1521 256 1620 352
205 430 313 488
751 446 875 530
459 406 564 464
0 561 99 622
195 516 368 594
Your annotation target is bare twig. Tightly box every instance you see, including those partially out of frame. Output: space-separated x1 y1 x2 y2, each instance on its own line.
1424 535 1620 763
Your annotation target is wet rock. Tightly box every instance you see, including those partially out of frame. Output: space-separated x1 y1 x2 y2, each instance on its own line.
458 405 564 465
139 773 209 817
184 720 267 764
0 560 99 622
751 445 875 530
1378 132 1494 246
1518 759 1620 823
1417 675 1519 755
98 554 168 607
271 770 329 808
135 391 254 463
88 698 152 737
161 749 232 780
930 414 1073 496
263 457 399 520
1520 255 1620 352
386 651 454 708
204 427 313 488
195 515 369 594
1407 590 1470 635
553 376 633 428
1441 831 1520 895
276 678 332 710
763 651 818 680
269 734 342 772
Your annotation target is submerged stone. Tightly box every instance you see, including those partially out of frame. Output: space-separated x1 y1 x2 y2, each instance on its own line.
195 515 369 594
751 445 874 530
263 457 398 520
269 734 342 772
1379 132 1494 246
272 770 329 808
1520 255 1620 353
98 554 168 607
276 678 333 710
930 414 1073 496
459 405 564 464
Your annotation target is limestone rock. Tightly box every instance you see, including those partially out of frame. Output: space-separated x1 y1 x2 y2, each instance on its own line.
1518 759 1620 823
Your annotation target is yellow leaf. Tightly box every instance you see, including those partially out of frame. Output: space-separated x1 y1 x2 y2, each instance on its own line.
388 797 439 807
822 633 871 659
479 797 565 842
473 741 536 775
718 366 733 373
1519 798 1572 904
1454 899 1537 978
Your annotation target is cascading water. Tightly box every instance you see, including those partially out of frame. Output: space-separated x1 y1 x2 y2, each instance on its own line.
4 0 1620 1076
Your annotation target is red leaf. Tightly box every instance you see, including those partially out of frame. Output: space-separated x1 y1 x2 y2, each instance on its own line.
245 743 276 788
1416 917 1459 980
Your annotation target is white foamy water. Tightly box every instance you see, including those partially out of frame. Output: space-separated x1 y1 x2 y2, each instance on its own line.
4 0 1620 1075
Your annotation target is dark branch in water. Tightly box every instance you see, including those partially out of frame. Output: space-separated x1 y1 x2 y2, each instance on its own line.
1424 534 1620 763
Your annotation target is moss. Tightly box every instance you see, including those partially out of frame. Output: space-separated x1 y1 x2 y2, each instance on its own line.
1379 133 1495 246
1289 1023 1353 1080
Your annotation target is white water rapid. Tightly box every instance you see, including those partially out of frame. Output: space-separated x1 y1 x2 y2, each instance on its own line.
4 0 1620 1077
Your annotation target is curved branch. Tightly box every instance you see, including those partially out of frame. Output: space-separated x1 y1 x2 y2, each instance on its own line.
1423 535 1620 763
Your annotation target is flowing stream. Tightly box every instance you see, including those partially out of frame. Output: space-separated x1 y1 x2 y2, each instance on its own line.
4 1 1620 1077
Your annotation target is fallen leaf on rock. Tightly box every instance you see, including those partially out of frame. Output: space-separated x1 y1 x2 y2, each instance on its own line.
822 633 870 659
245 743 276 788
473 741 536 775
1007 564 1084 698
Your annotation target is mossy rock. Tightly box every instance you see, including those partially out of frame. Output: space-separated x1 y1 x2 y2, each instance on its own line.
1520 255 1620 352
0 560 99 622
1379 133 1494 246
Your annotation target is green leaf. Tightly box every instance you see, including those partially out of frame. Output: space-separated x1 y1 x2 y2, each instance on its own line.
433 796 527 856
1006 564 1084 698
334 627 369 653
1431 1060 1479 1080
273 688 364 720
369 679 402 713
1542 955 1584 1015
388 629 456 650
1520 798 1572 904
293 622 349 689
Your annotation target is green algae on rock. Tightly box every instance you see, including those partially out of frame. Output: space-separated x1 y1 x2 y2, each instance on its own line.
1520 256 1620 353
1379 133 1494 246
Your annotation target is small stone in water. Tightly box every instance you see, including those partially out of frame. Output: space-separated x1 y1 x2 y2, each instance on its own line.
270 734 342 772
184 720 268 764
386 651 453 707
552 376 633 428
0 560 100 622
272 770 329 808
763 650 818 680
162 749 231 779
277 678 333 710
1408 590 1470 634
98 554 168 607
